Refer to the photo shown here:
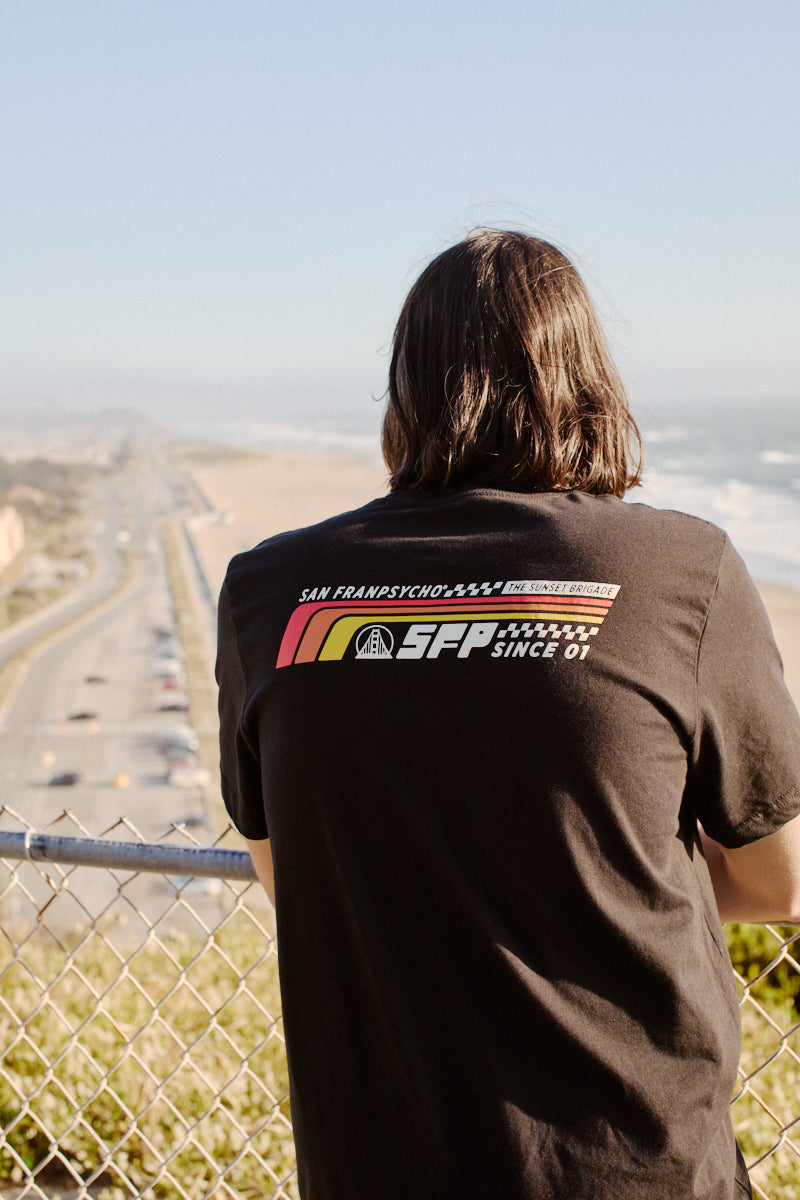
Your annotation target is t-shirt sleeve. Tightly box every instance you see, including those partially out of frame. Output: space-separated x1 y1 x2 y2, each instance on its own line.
216 576 270 840
690 538 800 848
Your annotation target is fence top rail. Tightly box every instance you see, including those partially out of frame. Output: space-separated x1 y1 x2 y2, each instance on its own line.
0 829 257 880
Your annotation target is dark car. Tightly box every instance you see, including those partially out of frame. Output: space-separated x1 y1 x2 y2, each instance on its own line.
49 771 83 786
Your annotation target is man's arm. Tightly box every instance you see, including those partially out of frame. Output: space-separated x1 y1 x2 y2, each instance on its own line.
246 837 275 906
700 812 800 924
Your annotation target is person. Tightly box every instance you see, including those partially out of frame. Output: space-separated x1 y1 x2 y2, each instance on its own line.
216 230 800 1200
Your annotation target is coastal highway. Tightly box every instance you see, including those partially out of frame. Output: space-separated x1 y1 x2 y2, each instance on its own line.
0 433 189 671
0 475 129 671
0 435 232 940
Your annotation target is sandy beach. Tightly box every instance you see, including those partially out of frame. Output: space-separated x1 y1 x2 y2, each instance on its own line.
186 448 800 711
187 448 389 599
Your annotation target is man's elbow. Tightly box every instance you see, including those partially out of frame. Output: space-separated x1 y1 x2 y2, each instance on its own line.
702 817 800 925
770 877 800 924
723 827 800 924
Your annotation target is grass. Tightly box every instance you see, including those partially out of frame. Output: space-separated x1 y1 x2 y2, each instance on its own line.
728 924 800 1197
0 457 102 636
1 915 799 1197
734 1000 800 1197
0 915 295 1199
0 455 121 717
0 528 92 634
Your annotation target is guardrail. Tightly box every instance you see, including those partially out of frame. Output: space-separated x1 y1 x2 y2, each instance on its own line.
1 807 799 1199
0 830 255 880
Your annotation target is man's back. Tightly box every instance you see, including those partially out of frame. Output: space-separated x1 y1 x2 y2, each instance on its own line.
218 486 800 1199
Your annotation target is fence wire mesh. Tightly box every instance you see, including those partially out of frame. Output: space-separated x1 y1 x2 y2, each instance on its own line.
1 806 799 1199
0 806 295 1200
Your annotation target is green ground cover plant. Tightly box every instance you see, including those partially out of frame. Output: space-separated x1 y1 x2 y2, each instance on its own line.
0 455 101 633
0 916 296 1199
727 924 800 1198
2 916 799 1198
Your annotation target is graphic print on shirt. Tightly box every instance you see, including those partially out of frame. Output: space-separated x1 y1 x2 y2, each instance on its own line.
276 579 619 668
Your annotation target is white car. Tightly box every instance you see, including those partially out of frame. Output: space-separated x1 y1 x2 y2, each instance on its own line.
156 689 190 712
161 725 199 753
152 656 185 680
167 763 210 788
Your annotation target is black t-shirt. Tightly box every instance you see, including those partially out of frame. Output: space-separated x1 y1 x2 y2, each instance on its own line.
216 488 800 1200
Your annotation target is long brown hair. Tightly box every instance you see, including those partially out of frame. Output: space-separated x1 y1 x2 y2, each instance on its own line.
382 230 642 496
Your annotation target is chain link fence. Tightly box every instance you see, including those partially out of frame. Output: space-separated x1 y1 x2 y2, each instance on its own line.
0 806 295 1200
2 805 800 1199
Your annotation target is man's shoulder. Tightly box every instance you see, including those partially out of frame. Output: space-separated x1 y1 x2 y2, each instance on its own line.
615 495 726 541
526 491 731 569
554 492 724 558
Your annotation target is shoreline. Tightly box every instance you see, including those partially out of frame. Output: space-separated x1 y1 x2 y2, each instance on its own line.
184 447 800 710
184 448 389 602
754 579 800 707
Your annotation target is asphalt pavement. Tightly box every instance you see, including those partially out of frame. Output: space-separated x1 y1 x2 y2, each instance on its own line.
0 434 241 942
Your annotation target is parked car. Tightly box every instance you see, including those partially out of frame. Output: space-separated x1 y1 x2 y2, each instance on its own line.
167 763 210 788
68 710 97 722
163 744 201 766
152 656 185 680
49 771 82 786
160 677 185 691
160 726 199 753
158 692 190 712
156 637 183 659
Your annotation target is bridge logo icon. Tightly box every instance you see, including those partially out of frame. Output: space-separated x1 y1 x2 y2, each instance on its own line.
355 624 394 659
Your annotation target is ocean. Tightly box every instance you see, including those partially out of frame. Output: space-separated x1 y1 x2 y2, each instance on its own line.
635 397 800 590
185 395 800 590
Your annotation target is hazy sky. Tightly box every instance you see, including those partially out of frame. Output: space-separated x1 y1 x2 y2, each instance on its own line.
2 0 798 421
